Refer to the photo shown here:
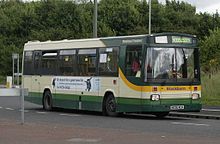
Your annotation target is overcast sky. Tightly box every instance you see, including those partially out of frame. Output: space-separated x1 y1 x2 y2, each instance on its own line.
158 0 220 14
24 0 220 14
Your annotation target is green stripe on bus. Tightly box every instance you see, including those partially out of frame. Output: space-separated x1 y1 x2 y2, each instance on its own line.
28 92 102 101
26 92 201 112
117 97 141 105
27 92 200 105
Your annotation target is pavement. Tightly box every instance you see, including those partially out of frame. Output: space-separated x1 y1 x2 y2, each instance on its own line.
169 106 220 120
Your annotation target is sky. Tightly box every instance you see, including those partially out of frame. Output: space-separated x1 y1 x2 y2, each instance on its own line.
23 0 220 14
158 0 220 14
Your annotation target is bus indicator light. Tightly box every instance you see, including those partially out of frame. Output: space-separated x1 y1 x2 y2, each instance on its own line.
194 87 198 91
113 80 117 85
153 87 158 92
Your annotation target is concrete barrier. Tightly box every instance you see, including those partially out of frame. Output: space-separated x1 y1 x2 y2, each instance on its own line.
0 88 28 97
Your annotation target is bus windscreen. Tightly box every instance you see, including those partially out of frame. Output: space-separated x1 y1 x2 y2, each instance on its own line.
145 47 198 82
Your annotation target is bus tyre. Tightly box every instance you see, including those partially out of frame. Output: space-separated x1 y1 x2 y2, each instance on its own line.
154 112 169 118
103 94 117 117
43 91 53 111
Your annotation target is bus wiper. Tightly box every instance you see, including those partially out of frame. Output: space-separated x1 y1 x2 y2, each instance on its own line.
181 48 188 78
181 48 186 60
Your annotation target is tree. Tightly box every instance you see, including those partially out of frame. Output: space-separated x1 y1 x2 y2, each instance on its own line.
98 0 140 36
197 13 214 38
163 0 198 34
200 29 220 74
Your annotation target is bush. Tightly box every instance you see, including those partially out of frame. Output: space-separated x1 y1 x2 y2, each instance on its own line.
0 75 6 85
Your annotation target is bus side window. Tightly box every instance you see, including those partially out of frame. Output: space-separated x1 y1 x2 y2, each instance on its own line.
98 47 119 76
59 50 77 76
125 45 142 77
78 49 97 76
41 51 58 75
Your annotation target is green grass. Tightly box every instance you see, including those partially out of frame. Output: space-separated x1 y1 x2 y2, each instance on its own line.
201 71 220 106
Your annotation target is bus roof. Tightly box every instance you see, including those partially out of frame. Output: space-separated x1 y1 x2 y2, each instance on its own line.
24 34 148 51
24 33 196 51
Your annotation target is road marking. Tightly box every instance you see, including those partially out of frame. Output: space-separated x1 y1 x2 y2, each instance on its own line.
67 138 101 143
202 108 220 112
59 113 81 117
5 108 14 111
36 111 47 114
0 106 2 109
19 109 29 113
171 122 210 127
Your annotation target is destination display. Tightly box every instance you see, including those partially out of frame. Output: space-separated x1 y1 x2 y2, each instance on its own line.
171 36 192 44
154 35 193 44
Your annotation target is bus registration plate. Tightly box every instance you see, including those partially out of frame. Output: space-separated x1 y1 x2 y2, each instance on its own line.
170 105 185 110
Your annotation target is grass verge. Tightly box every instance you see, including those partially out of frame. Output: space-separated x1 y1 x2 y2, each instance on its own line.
201 71 220 106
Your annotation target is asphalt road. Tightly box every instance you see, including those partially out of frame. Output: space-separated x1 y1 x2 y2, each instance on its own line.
0 97 220 144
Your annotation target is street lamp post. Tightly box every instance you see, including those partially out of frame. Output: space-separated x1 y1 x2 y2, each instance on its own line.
12 53 19 87
93 0 98 38
149 0 151 35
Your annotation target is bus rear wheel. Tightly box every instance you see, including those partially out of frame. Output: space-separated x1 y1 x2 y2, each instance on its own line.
43 90 53 111
103 94 117 116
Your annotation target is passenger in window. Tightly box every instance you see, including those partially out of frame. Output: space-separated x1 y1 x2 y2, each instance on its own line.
147 64 152 78
132 57 140 76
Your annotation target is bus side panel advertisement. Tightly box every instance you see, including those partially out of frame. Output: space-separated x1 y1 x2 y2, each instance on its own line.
52 77 100 92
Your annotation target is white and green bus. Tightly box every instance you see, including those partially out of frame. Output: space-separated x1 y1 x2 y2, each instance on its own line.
22 33 201 117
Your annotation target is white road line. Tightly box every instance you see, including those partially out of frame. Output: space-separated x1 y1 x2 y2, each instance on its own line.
5 108 14 111
36 111 47 114
202 108 220 112
0 106 2 109
19 109 29 113
171 122 210 127
59 113 81 117
67 138 101 143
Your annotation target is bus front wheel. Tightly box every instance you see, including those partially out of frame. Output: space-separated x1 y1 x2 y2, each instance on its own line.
43 90 53 111
103 94 117 116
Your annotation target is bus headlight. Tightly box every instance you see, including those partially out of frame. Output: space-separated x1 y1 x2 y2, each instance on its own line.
151 94 160 101
192 93 200 100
